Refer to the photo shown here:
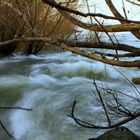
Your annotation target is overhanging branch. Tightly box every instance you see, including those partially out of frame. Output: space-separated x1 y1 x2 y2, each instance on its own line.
1 37 140 67
105 0 140 39
42 0 140 24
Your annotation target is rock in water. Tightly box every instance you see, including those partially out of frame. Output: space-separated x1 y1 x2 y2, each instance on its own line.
88 126 140 140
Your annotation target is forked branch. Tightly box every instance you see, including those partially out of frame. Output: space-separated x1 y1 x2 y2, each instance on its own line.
68 80 140 129
0 107 32 140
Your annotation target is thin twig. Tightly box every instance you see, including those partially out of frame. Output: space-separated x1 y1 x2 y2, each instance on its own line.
0 120 16 140
68 100 140 129
0 107 32 111
93 79 111 125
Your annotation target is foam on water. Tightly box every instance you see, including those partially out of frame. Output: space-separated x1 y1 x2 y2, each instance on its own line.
0 75 28 87
1 33 140 140
9 80 105 140
29 74 57 87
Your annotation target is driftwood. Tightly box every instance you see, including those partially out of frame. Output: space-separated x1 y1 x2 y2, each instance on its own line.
132 77 140 85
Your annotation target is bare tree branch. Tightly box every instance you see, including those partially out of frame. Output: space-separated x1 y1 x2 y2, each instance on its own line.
1 37 140 67
126 0 140 6
105 0 140 39
0 106 32 140
42 0 140 24
1 37 140 54
0 107 32 111
0 120 16 140
93 78 111 125
56 9 140 32
68 100 140 129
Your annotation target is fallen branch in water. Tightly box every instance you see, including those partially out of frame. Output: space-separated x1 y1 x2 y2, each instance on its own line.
0 106 32 140
0 107 32 111
0 120 16 140
68 100 140 129
68 78 140 129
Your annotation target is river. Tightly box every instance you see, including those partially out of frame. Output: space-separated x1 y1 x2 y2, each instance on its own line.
0 33 140 140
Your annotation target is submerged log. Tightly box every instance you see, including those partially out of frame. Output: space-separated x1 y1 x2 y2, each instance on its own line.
88 126 140 140
132 77 140 85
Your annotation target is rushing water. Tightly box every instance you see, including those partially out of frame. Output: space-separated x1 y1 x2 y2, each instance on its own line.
0 33 140 140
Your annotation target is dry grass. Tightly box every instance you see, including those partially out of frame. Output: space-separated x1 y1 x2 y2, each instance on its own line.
0 0 77 55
